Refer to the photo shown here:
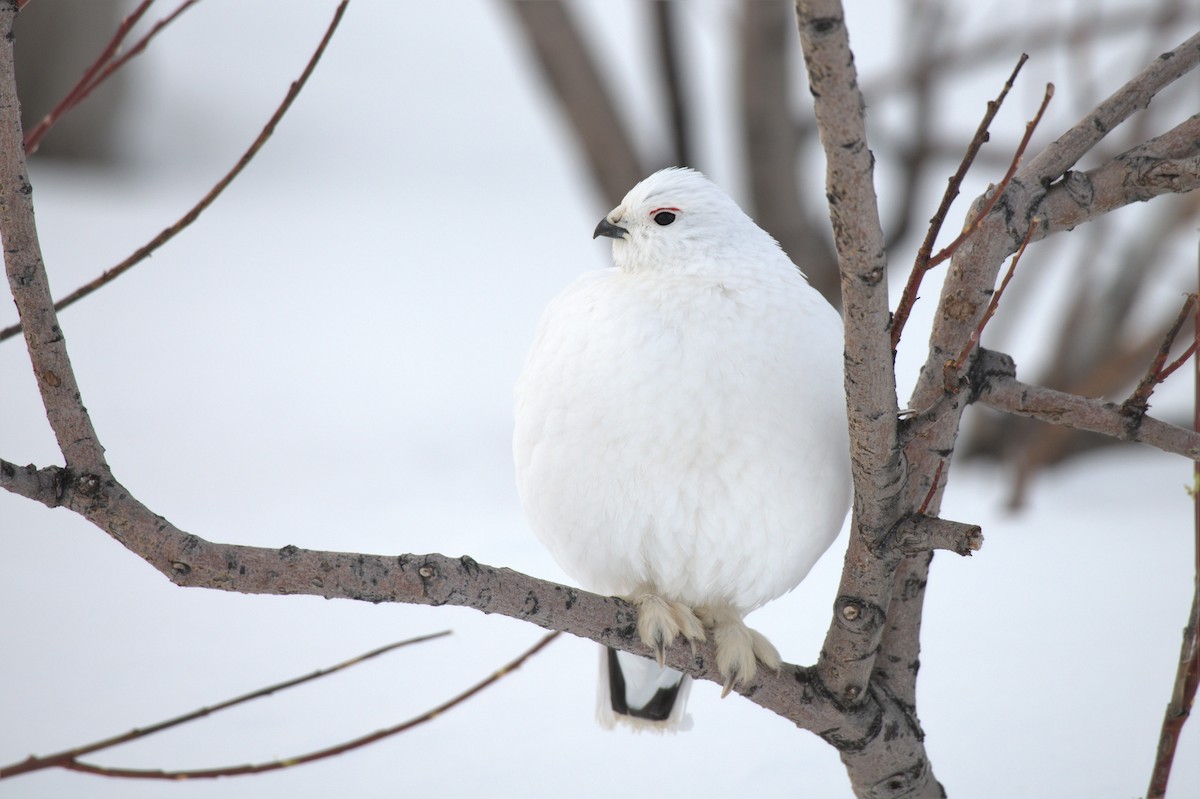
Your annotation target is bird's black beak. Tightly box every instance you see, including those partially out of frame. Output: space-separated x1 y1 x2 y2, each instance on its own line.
593 218 628 240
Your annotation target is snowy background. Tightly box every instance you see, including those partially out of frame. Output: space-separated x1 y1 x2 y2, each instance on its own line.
2 1 1197 797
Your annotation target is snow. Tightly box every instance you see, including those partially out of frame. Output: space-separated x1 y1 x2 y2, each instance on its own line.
1 1 1196 797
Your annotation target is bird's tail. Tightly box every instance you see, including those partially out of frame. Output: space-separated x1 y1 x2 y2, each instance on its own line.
597 647 692 731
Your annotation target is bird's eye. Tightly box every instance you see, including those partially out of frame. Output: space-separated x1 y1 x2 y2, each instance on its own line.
653 211 676 226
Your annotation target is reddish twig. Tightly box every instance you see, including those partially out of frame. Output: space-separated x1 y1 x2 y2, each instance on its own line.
22 0 160 154
1147 298 1198 798
1147 587 1199 798
928 83 1054 270
943 219 1038 392
890 53 1028 351
0 630 451 779
1158 340 1199 385
54 0 206 147
917 459 946 516
0 0 349 344
56 632 560 781
1123 293 1198 416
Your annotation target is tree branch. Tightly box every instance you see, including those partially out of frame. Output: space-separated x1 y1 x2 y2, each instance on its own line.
0 0 350 344
0 0 105 473
891 514 983 557
29 632 559 780
23 0 203 155
1038 114 1200 238
890 53 1028 351
971 349 1200 458
0 457 926 751
793 2 906 701
914 32 1200 418
1124 292 1198 416
794 4 945 797
0 631 452 779
1023 32 1200 186
1147 584 1199 798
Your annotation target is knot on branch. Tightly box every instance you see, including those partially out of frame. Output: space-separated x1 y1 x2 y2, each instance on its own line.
891 514 984 556
806 16 843 37
966 347 1016 404
834 596 886 635
1061 169 1094 207
866 761 932 799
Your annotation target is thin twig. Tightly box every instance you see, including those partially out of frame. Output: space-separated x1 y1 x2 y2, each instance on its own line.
1123 293 1198 416
944 219 1038 391
1146 295 1198 798
58 632 560 780
0 630 451 779
928 82 1055 269
24 0 205 155
1159 341 1200 385
22 0 158 154
53 0 206 149
917 459 945 516
1147 588 1199 798
890 53 1028 351
0 0 350 344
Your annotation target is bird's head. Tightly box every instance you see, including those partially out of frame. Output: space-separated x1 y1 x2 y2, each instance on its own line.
593 167 778 276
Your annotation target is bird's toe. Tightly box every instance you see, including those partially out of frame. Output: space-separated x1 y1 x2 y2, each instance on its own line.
701 606 781 696
634 593 705 666
713 623 760 693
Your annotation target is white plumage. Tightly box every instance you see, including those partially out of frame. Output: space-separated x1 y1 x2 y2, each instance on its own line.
514 168 851 730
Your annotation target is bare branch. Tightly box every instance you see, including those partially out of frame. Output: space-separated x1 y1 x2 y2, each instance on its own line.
916 32 1200 411
1147 585 1199 798
917 459 945 516
891 514 983 557
1124 292 1198 416
0 631 452 780
23 0 203 155
0 2 105 472
0 458 931 750
21 0 154 154
56 633 560 780
795 1 908 712
1023 31 1200 186
890 53 1028 351
1148 304 1200 798
794 4 899 543
944 218 1038 391
0 0 350 344
905 33 1200 519
1038 114 1200 238
972 350 1200 459
0 459 66 508
793 5 948 797
928 83 1054 270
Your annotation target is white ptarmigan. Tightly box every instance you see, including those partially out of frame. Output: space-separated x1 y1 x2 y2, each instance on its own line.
514 168 851 730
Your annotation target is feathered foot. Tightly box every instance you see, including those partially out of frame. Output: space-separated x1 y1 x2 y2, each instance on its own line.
632 591 706 667
696 605 781 697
